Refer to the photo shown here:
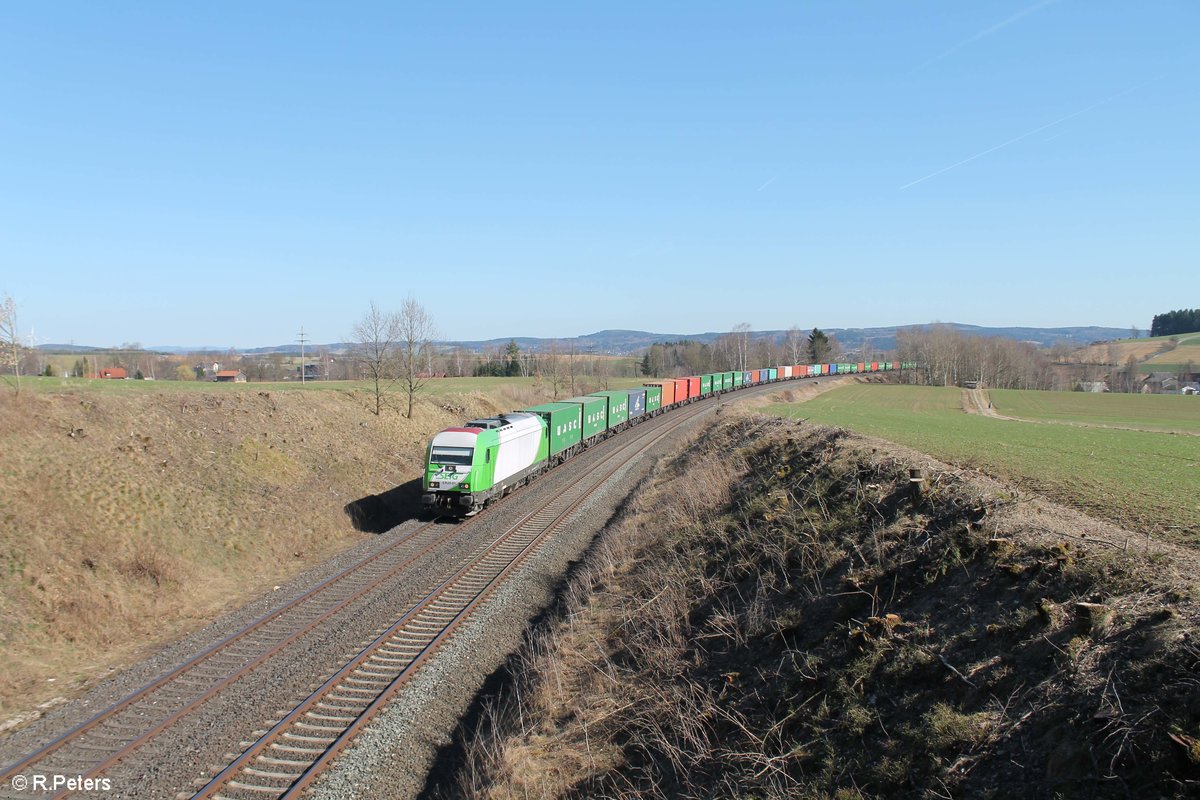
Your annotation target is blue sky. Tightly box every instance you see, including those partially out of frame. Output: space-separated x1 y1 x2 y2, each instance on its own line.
1 2 1196 347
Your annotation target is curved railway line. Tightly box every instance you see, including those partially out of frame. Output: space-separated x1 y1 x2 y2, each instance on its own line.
193 400 708 799
2 379 769 799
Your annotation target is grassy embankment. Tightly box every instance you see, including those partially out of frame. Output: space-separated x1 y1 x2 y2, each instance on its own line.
763 385 1198 542
0 377 567 725
440 413 1200 799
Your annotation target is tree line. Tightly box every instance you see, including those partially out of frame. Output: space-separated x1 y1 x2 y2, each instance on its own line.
1150 309 1200 338
637 327 842 378
896 325 1053 390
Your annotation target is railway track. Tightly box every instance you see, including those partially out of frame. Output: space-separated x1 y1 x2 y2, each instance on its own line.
1 383 745 798
189 400 710 799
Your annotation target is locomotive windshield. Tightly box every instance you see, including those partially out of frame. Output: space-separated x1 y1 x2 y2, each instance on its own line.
430 446 473 466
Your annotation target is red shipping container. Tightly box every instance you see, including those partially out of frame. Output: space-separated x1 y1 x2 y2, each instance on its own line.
750 370 760 383
645 380 675 406
687 377 701 398
670 378 687 402
871 362 879 372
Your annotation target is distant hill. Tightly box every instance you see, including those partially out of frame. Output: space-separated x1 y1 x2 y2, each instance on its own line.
38 324 1143 357
440 324 1145 356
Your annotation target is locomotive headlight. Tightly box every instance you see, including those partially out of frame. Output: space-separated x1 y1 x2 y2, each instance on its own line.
462 483 470 491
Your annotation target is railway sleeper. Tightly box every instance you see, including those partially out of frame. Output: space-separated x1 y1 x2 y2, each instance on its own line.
368 654 413 666
305 710 359 723
242 766 302 781
257 755 313 768
229 779 293 793
337 680 384 690
270 742 327 756
317 701 364 713
294 721 346 734
377 644 423 656
282 731 338 744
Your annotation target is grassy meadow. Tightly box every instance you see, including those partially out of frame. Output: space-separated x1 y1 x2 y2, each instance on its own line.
765 385 1199 541
990 388 1200 433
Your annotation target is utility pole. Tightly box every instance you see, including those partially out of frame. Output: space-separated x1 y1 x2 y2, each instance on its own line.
297 327 308 384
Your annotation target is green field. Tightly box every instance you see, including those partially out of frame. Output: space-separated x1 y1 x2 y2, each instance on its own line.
765 385 1199 541
991 389 1200 433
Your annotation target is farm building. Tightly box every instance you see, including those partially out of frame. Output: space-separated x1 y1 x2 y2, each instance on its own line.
1142 374 1179 394
214 370 246 383
97 367 127 380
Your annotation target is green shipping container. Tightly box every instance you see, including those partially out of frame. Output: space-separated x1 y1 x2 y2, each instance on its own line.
522 402 582 457
713 373 725 392
644 384 662 412
588 390 630 428
700 375 714 395
732 371 744 387
563 396 608 440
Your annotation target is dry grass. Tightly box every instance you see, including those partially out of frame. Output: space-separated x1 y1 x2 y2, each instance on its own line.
0 385 537 723
437 411 1200 799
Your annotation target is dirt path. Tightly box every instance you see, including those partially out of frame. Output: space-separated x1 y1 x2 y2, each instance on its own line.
960 387 1019 420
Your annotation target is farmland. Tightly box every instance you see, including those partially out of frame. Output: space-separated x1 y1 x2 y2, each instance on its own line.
1073 331 1200 374
990 388 1200 433
765 385 1199 541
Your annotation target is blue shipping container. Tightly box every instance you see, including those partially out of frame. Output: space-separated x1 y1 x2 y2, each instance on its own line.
627 388 646 418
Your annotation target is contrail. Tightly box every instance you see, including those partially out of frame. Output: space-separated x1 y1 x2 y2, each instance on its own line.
756 172 781 192
912 0 1061 73
899 79 1159 190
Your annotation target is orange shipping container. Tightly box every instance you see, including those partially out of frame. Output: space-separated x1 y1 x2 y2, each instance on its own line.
645 380 676 406
672 378 690 402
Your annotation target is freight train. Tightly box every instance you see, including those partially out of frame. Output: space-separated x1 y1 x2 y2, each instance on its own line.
422 360 914 516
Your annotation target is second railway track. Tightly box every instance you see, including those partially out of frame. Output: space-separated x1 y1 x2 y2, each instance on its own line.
1 382 767 799
191 399 712 799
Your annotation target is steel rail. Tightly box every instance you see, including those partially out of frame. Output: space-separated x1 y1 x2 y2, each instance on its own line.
192 402 710 800
0 518 449 787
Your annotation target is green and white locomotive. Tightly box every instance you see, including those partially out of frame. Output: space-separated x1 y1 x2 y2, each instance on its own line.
422 413 548 515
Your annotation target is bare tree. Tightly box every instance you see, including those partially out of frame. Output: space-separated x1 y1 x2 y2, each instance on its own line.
1 294 23 395
732 323 752 371
396 296 437 419
785 325 804 364
351 301 402 416
542 340 567 399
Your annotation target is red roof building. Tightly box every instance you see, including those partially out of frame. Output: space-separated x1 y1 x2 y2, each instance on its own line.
98 367 127 379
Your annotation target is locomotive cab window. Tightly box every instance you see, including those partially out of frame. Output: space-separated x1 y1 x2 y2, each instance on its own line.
430 447 473 466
